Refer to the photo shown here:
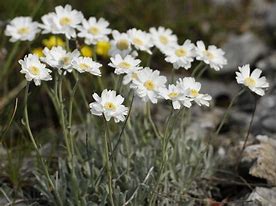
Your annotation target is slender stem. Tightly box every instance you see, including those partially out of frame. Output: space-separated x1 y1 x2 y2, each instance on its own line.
103 119 115 206
57 75 72 160
23 83 63 206
95 91 134 187
147 102 162 138
235 95 258 170
215 89 245 135
72 71 89 109
146 49 155 67
0 42 20 79
115 75 123 92
196 65 208 79
171 69 175 83
191 62 203 77
149 107 175 205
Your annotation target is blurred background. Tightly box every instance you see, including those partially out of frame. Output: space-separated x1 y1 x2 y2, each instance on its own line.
1 0 276 137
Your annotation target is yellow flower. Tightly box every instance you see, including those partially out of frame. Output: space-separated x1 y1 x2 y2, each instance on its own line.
42 36 65 48
80 45 93 57
32 47 44 57
96 41 111 58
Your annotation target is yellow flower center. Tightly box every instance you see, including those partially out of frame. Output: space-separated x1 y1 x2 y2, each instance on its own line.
190 89 199 97
18 27 29 35
81 46 93 57
144 80 155 90
133 38 143 46
61 56 70 65
89 26 100 35
244 77 256 87
118 61 131 69
79 63 89 70
104 102 117 110
175 48 187 57
204 50 214 60
116 39 129 50
131 72 138 80
168 92 179 99
29 66 40 75
59 17 72 26
159 35 169 45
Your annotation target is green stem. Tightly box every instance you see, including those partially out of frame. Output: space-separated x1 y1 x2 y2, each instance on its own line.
72 71 89 109
115 75 123 92
196 65 208 79
191 62 203 77
95 91 134 187
235 95 257 170
215 89 245 136
103 119 115 206
147 102 162 138
0 42 20 79
23 82 63 206
171 69 176 83
149 107 175 205
57 75 71 160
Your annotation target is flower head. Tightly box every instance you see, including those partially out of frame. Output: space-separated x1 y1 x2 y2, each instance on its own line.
236 64 269 96
108 54 141 75
96 41 111 57
164 40 195 70
131 67 167 104
5 17 40 42
19 54 52 86
78 17 111 45
89 89 129 123
80 45 93 57
40 5 83 39
42 35 65 48
32 48 44 57
149 26 177 52
41 46 80 74
127 28 153 54
72 57 102 76
109 30 132 57
159 84 192 109
195 40 227 71
177 77 212 106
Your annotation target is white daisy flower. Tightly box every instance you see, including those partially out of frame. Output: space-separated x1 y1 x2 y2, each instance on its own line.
19 54 52 86
41 46 80 74
77 17 111 45
164 40 195 70
159 84 192 109
131 67 167 104
72 56 102 76
5 17 40 42
109 30 132 57
149 26 177 52
40 5 83 39
127 28 153 54
108 54 141 75
236 64 269 96
40 12 59 35
177 77 212 106
89 89 129 123
122 67 143 85
195 40 227 71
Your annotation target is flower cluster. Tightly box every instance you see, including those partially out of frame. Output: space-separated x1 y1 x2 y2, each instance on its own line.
10 4 269 123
